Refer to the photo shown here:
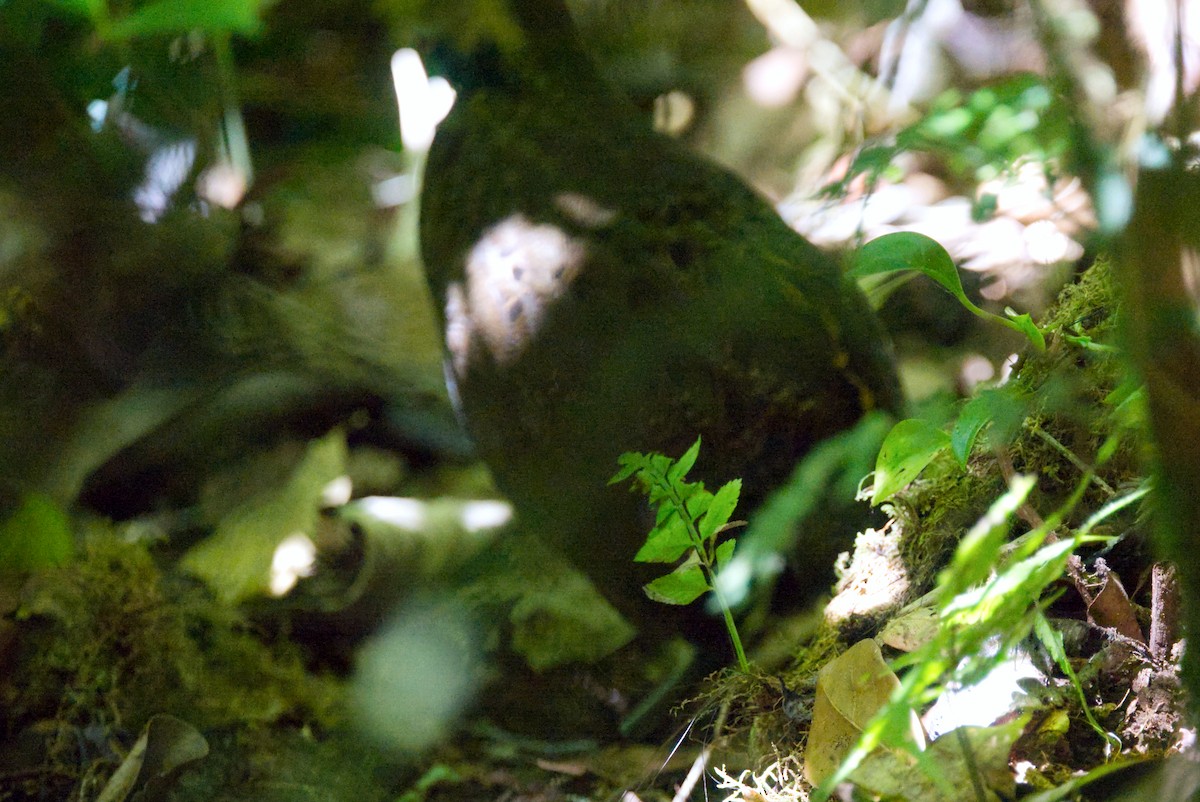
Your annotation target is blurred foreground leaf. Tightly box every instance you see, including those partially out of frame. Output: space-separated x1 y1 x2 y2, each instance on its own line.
0 494 73 572
103 0 268 40
181 429 345 602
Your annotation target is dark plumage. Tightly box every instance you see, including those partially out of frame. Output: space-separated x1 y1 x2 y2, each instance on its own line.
419 0 901 627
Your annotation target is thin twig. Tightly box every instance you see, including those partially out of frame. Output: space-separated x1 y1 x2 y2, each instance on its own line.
670 698 730 802
1031 424 1115 497
1150 562 1181 663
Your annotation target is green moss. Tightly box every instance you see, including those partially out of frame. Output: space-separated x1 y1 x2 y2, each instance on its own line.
893 258 1138 598
168 728 395 802
2 529 342 752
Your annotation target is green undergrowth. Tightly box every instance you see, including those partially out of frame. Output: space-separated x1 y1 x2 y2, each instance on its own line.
704 257 1147 772
896 258 1137 598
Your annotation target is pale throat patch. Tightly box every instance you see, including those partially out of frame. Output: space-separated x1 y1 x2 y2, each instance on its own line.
444 213 587 373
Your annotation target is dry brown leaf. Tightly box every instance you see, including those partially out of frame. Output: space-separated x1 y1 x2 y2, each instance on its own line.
803 639 925 784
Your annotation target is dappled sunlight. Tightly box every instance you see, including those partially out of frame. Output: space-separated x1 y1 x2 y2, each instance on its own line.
652 89 696 136
6 0 1193 797
459 498 512 532
742 45 808 109
959 352 997 392
1127 0 1200 123
195 161 247 210
921 643 1045 739
823 522 910 625
553 191 617 228
88 72 248 219
320 474 353 507
357 495 428 530
133 138 197 223
269 531 317 596
1181 247 1200 304
790 157 1092 309
392 47 456 152
354 494 513 534
879 0 966 110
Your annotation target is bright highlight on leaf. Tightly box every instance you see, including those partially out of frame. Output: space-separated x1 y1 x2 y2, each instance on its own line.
611 437 750 672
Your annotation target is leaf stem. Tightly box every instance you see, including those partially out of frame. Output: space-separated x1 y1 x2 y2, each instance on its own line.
656 477 750 672
711 574 750 672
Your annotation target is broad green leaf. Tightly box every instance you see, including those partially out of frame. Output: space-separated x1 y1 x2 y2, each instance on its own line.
1094 167 1133 235
103 0 267 40
951 387 1028 465
0 494 74 572
700 479 741 540
682 487 712 525
643 563 708 605
851 233 1046 350
849 232 966 308
715 538 736 570
871 418 951 504
666 437 701 484
633 513 693 563
951 394 994 466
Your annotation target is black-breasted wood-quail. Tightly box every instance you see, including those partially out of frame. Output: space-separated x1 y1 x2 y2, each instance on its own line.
419 0 902 628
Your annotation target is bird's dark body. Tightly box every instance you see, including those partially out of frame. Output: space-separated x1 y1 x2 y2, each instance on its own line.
419 0 900 625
